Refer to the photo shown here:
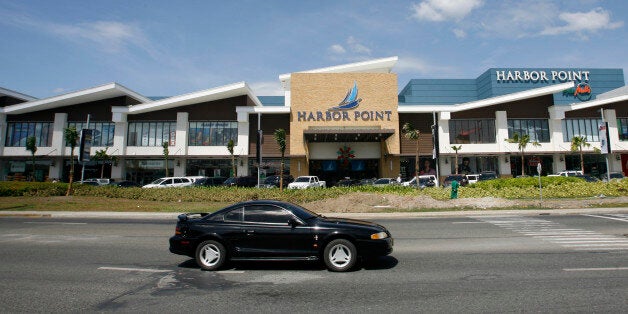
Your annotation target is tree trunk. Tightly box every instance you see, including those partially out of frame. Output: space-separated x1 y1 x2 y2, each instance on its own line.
279 155 284 191
415 140 420 187
521 151 525 176
580 149 585 173
101 162 105 178
454 152 459 174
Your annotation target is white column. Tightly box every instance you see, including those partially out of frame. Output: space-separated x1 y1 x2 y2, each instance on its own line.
111 112 127 181
173 112 188 177
604 109 621 172
495 111 511 176
548 106 567 173
438 112 452 176
0 114 5 178
48 113 68 180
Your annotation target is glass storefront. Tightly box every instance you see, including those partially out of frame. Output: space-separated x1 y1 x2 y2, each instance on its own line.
125 159 174 185
508 155 552 177
3 159 52 182
309 159 378 186
186 159 233 178
449 119 496 144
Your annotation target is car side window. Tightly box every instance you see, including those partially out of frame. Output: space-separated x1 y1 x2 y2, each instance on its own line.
244 205 293 224
161 179 172 185
224 207 243 222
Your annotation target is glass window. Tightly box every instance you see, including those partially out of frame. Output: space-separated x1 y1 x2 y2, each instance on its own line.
562 118 602 142
66 122 115 147
244 205 292 224
618 118 628 141
507 119 550 142
127 121 176 146
6 122 53 147
224 207 243 222
188 121 238 146
449 119 496 144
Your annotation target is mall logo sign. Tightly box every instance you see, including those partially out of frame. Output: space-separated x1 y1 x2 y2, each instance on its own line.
495 70 590 83
297 82 392 122
562 82 592 101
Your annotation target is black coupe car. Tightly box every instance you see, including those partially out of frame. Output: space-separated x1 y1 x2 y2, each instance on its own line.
169 200 393 272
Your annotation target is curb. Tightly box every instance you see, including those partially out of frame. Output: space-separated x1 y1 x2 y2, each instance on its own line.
1 207 627 220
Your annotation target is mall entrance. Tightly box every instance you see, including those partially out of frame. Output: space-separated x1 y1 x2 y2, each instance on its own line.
309 159 379 187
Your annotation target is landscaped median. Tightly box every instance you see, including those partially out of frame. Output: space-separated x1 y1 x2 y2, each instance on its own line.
0 177 627 213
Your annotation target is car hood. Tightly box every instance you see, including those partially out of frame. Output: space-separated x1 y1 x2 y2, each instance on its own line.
316 217 386 231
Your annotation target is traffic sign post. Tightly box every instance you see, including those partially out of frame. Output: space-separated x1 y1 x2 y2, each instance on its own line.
537 163 542 207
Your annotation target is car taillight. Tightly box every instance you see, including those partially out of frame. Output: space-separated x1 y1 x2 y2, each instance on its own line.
175 226 182 235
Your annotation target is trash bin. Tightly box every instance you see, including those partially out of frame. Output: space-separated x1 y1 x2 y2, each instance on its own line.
450 180 459 199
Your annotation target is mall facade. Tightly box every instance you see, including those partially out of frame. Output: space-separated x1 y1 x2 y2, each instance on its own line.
1 57 627 185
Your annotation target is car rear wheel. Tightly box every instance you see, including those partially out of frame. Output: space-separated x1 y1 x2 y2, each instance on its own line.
195 240 226 271
323 239 357 272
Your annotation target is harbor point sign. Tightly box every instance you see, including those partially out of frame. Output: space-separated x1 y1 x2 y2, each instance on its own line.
496 70 590 83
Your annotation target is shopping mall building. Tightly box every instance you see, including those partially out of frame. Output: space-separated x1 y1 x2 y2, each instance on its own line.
1 57 627 185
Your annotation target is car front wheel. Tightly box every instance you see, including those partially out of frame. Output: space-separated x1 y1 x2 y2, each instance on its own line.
195 240 226 271
323 239 357 272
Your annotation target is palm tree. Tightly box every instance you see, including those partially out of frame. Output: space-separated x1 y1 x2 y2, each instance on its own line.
25 136 37 181
64 126 79 196
570 136 599 173
505 133 540 176
273 129 287 191
402 122 421 186
227 139 236 178
93 148 118 178
162 142 169 177
451 145 462 174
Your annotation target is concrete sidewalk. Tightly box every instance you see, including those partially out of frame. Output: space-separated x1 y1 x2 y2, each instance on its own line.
1 207 627 220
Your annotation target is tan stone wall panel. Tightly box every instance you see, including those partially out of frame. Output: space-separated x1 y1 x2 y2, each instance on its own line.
290 73 399 157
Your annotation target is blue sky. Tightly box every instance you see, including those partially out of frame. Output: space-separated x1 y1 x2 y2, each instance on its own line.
1 0 627 99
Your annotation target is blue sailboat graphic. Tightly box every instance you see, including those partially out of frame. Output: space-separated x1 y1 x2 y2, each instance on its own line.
329 82 362 110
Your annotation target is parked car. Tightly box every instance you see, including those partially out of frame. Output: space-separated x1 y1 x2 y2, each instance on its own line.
80 178 112 186
443 174 468 187
110 180 141 188
601 172 624 181
193 177 227 187
169 199 393 272
478 171 498 181
142 177 194 188
548 170 583 177
372 178 399 187
359 178 376 186
223 176 257 187
263 175 294 188
287 176 326 189
402 175 437 187
466 174 480 184
574 174 600 182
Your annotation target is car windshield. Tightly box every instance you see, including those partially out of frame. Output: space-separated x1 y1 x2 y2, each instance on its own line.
295 177 310 183
150 178 166 185
283 202 319 220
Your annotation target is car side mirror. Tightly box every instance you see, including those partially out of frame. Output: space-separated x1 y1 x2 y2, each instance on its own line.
288 218 302 227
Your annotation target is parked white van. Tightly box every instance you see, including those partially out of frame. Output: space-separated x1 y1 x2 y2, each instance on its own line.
142 177 193 188
466 174 480 184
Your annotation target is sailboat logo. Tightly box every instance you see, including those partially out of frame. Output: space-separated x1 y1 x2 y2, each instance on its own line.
329 82 362 110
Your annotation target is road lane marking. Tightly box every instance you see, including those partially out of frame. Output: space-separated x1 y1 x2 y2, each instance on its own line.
583 214 628 223
564 267 628 272
24 222 87 225
98 267 172 273
452 222 487 224
217 270 246 274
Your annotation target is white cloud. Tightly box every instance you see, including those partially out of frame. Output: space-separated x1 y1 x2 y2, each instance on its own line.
452 28 466 38
329 44 346 54
411 0 483 22
541 7 623 37
347 36 372 55
250 81 283 96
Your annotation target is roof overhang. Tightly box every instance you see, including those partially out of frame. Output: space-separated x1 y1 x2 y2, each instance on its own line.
0 87 37 102
1 83 150 115
568 89 628 112
303 127 395 142
114 82 262 115
398 82 574 113
279 56 398 91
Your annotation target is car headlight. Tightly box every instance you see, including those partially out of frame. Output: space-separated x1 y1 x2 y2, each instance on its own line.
370 232 388 240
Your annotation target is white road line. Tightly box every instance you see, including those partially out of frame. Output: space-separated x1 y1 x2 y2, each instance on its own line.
583 214 628 223
98 267 172 273
217 270 246 274
564 267 628 271
24 222 87 225
574 247 628 251
452 222 487 224
562 243 628 247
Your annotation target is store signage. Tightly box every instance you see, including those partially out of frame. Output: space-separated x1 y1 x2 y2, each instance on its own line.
495 70 590 83
296 82 392 122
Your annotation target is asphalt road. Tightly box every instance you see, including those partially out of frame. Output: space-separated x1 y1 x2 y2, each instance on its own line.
0 213 627 313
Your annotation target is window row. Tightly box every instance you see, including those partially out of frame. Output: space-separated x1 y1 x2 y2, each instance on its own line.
189 121 238 146
5 122 53 147
66 122 115 147
561 118 603 142
507 119 550 143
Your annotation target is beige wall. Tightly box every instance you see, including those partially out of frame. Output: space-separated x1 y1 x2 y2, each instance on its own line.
289 73 399 158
